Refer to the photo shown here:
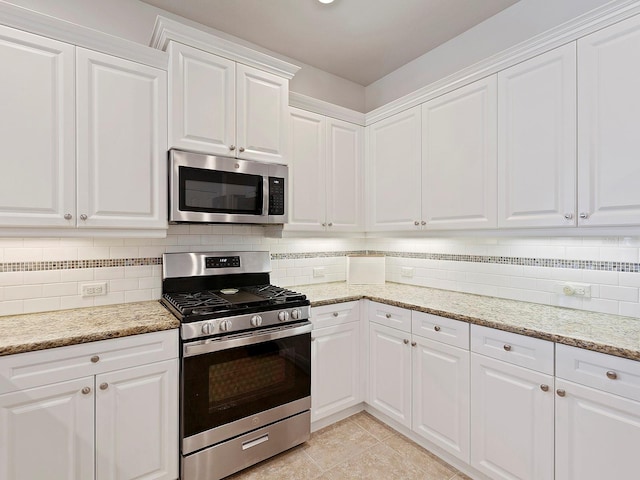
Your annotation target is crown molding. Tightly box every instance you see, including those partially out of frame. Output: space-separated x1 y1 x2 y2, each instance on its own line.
149 15 300 79
289 92 366 125
365 0 640 125
0 2 168 69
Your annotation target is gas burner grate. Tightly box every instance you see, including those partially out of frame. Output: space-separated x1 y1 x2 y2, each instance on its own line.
162 291 231 315
243 285 307 301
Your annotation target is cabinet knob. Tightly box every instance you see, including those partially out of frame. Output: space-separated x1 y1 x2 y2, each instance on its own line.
90 355 100 363
239 147 245 152
414 221 420 226
403 339 409 345
81 387 91 395
99 382 109 391
556 389 566 397
606 370 618 380
503 344 512 352
322 223 327 227
421 221 426 226
80 214 88 221
229 145 236 151
579 212 589 219
311 337 316 342
411 341 417 347
64 213 72 220
540 384 549 392
564 213 573 220
434 325 441 332
385 313 391 319
328 222 333 227
332 312 339 317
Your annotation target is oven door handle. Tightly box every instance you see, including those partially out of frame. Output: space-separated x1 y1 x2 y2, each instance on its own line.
183 321 313 357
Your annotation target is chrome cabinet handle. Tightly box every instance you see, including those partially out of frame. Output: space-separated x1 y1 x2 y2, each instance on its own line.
229 145 236 151
606 371 618 380
332 312 339 317
99 383 109 390
564 213 573 220
328 222 333 227
81 387 91 395
322 223 327 227
403 339 409 345
80 214 88 221
239 147 245 152
64 213 72 220
414 221 420 226
434 325 441 332
540 384 549 392
503 344 512 352
385 313 391 319
421 221 426 226
411 341 417 347
311 337 315 342
579 212 589 219
90 355 100 363
556 389 566 397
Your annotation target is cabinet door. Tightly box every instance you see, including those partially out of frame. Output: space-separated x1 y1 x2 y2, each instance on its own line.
422 76 497 229
0 377 94 480
95 359 178 480
412 336 470 463
578 14 640 226
470 353 554 480
368 322 412 428
236 64 288 163
76 48 167 230
288 108 326 231
367 106 422 231
168 42 236 156
0 25 75 228
326 118 364 232
311 322 361 422
555 378 640 480
498 43 577 228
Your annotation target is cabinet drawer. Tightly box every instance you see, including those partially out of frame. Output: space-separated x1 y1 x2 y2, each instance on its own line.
412 311 469 349
311 301 360 329
471 325 554 374
368 301 411 333
0 329 178 394
556 344 640 402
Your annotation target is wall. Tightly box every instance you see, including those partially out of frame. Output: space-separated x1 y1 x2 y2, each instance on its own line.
1 0 366 112
365 0 615 110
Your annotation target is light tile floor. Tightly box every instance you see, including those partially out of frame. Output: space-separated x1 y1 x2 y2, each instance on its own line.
227 412 472 479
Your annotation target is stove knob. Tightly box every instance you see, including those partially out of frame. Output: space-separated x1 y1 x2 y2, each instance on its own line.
201 322 213 335
219 320 232 332
278 311 290 322
251 315 263 327
291 309 300 320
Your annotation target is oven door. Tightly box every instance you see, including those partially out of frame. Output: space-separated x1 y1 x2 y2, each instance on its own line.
181 322 312 454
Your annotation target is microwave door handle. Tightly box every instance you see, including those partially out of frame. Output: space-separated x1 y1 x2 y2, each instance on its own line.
262 176 269 217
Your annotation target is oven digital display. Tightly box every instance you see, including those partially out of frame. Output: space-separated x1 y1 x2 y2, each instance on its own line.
205 256 241 268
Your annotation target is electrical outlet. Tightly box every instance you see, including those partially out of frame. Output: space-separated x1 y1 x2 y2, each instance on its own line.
558 282 591 298
81 282 107 297
313 267 325 278
401 267 414 278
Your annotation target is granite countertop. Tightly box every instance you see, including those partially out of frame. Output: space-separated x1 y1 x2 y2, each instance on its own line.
0 301 179 356
291 282 640 361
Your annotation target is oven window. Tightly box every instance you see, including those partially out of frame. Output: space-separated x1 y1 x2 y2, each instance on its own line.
179 166 263 214
182 333 311 438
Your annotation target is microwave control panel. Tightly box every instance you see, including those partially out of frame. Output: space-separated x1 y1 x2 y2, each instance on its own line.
268 177 285 216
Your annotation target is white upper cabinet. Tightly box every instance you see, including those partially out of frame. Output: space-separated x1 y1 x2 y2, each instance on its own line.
288 108 363 232
578 14 640 226
367 106 422 231
76 48 167 230
168 42 235 157
498 43 577 228
169 42 289 164
422 76 497 229
0 25 75 228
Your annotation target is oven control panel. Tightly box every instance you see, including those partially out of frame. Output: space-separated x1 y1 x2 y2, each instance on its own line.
205 256 241 269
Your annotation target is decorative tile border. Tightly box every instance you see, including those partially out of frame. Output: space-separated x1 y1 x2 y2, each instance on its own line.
0 258 162 273
0 251 638 273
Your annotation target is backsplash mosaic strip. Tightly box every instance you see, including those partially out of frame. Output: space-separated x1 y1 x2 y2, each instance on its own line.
0 257 162 273
1 251 639 273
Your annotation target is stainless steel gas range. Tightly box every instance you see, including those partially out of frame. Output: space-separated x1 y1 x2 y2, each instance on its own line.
161 251 311 480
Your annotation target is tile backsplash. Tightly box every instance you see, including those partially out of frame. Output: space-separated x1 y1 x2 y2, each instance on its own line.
1 229 640 319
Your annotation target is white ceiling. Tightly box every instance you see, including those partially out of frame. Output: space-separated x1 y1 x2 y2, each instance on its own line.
140 0 519 86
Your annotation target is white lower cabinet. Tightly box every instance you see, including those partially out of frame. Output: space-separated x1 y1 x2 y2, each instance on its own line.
310 302 362 423
0 330 179 480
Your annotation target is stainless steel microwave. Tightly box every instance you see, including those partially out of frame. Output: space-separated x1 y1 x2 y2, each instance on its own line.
169 150 288 224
